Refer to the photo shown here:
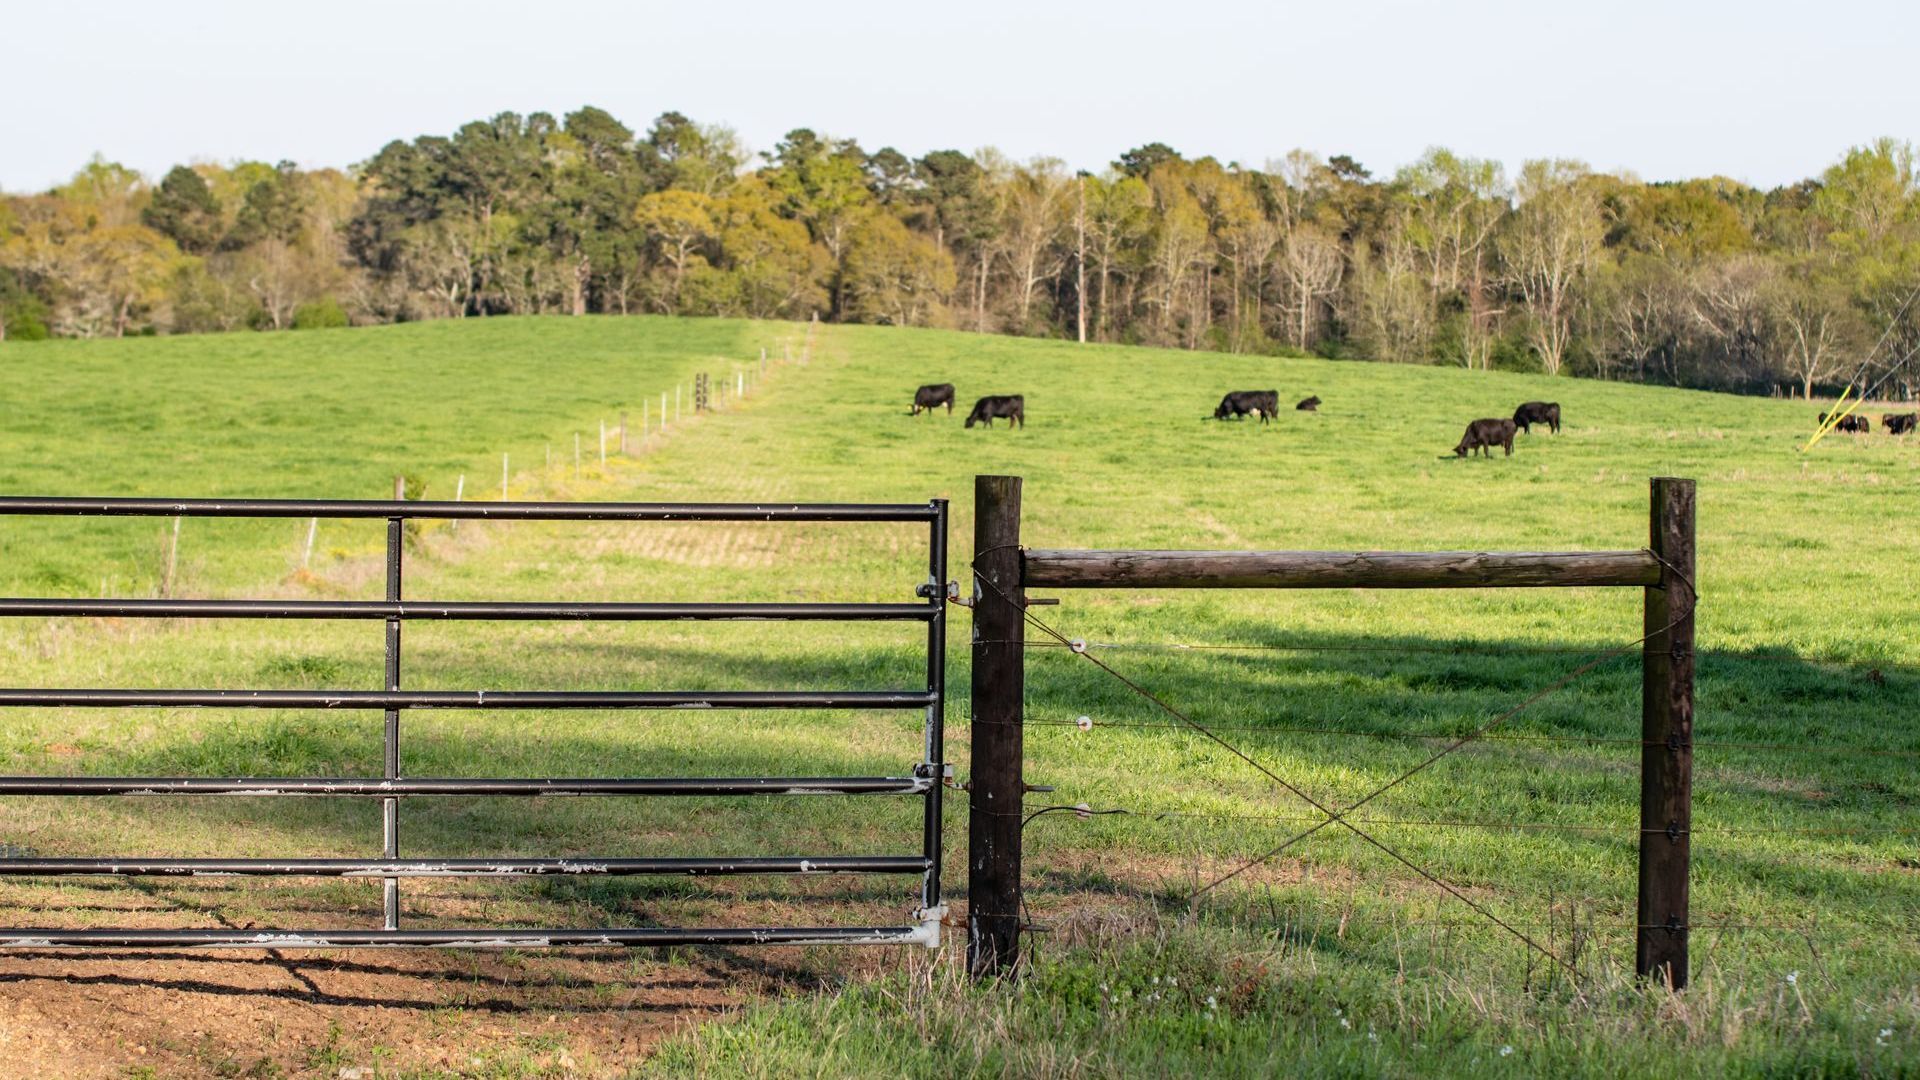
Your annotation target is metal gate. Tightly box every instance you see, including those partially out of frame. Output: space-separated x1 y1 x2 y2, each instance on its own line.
0 496 948 949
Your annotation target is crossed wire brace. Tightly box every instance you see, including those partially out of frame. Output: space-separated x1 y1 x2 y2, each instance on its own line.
961 578 1673 982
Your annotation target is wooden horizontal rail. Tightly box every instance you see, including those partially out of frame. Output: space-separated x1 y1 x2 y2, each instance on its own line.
1021 549 1662 589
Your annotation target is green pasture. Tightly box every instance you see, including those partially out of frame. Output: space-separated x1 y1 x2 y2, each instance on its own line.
0 317 1915 1076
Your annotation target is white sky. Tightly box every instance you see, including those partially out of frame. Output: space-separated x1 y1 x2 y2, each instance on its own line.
2 0 1913 192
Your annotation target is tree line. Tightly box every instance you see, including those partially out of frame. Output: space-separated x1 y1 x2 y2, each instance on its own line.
4 106 1918 398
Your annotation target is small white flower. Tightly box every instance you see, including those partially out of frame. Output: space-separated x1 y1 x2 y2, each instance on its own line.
1097 983 1108 994
1879 1028 1894 1046
1368 1029 1379 1044
1340 1017 1351 1030
1332 1006 1342 1016
1205 995 1218 1010
1500 1045 1514 1057
1151 976 1159 985
1786 971 1799 986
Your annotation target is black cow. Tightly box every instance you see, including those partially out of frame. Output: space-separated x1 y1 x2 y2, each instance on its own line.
1213 390 1280 424
1884 412 1918 435
966 395 1025 428
911 383 955 416
1819 411 1871 434
1296 395 1321 412
1454 418 1518 458
1513 401 1561 435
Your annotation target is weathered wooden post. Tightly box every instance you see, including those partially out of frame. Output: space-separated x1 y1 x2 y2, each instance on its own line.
969 474 1024 976
1637 476 1696 989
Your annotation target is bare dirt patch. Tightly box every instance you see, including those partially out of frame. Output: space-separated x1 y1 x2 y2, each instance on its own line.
0 937 750 1079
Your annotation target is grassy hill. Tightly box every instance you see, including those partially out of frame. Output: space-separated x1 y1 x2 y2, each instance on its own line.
0 317 1915 1076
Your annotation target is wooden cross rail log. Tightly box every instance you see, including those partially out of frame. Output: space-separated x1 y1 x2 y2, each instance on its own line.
968 476 1695 989
1022 548 1661 590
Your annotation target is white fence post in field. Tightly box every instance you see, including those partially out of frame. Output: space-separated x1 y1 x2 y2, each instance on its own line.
599 420 607 467
676 385 682 423
451 475 465 532
302 517 317 569
501 453 509 500
738 370 744 398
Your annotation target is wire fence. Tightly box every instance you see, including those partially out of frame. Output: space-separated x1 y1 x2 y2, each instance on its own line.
958 556 1919 983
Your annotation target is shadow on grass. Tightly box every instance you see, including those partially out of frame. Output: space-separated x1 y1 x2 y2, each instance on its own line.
1 625 1913 980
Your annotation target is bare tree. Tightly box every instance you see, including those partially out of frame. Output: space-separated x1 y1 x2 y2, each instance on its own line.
1274 226 1344 349
1769 272 1856 398
997 158 1071 330
1686 255 1777 386
1500 159 1603 374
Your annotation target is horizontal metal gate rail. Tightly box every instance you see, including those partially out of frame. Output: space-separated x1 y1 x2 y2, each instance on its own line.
0 496 949 950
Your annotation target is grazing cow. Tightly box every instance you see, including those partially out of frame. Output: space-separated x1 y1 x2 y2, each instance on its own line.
1296 395 1321 412
1819 411 1871 434
1512 401 1561 435
1884 412 1918 435
911 383 955 416
1212 390 1281 424
965 395 1025 429
1453 418 1518 458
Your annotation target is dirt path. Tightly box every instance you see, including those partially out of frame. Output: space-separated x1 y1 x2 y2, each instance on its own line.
0 941 749 1077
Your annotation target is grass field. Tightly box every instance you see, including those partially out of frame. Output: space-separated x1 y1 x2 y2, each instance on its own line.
0 316 1916 1077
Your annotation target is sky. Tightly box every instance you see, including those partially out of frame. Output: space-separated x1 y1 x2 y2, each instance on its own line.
3 0 1915 193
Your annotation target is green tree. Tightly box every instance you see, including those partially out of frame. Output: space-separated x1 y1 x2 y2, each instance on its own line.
841 212 954 326
634 189 718 310
766 129 871 314
142 166 223 255
1115 143 1182 179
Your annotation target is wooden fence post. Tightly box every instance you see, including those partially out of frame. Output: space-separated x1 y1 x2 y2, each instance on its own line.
969 474 1024 977
1637 476 1696 989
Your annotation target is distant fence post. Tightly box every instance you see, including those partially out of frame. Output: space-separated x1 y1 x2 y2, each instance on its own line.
1637 477 1696 989
969 474 1024 977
